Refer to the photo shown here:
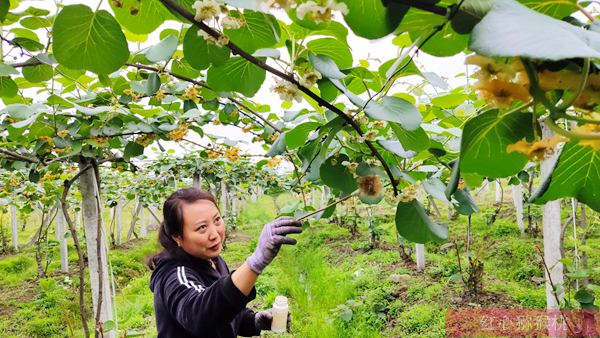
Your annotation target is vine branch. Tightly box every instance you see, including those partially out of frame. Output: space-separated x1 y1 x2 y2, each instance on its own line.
159 0 399 195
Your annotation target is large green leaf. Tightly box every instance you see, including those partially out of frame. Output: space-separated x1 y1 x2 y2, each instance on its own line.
365 96 421 131
53 5 129 74
520 0 582 19
307 38 353 69
391 123 430 152
224 10 280 53
110 0 169 34
207 57 266 96
289 21 349 45
530 142 600 212
395 8 468 57
145 34 178 62
22 58 53 83
320 154 357 196
285 122 321 150
460 110 534 178
0 77 17 97
470 0 600 60
395 199 448 243
340 0 408 39
183 26 230 70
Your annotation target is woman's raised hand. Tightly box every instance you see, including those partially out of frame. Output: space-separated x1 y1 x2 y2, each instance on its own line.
245 217 303 274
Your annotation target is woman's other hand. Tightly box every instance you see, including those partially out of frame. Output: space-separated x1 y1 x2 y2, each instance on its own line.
254 310 292 331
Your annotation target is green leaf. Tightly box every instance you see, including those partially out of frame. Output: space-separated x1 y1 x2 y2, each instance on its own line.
574 288 594 304
183 26 230 70
207 57 266 97
103 320 116 332
20 16 52 29
146 73 161 96
430 93 468 109
0 62 18 76
422 178 450 204
224 10 280 53
317 79 339 101
308 52 346 79
266 132 287 157
395 9 468 57
288 21 349 44
377 139 417 159
123 141 144 161
22 58 53 83
395 199 448 243
11 37 43 52
340 0 408 39
110 0 169 34
379 56 422 79
320 154 357 196
460 110 534 178
445 160 460 199
53 5 129 74
145 34 178 62
131 107 163 118
365 96 421 131
391 123 430 152
171 58 200 78
307 38 353 69
452 189 478 215
285 122 321 150
470 0 600 60
521 0 582 19
451 0 493 34
0 0 8 22
0 76 17 97
530 142 600 212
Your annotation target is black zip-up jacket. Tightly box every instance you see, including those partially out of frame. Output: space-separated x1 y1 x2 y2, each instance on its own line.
149 250 260 338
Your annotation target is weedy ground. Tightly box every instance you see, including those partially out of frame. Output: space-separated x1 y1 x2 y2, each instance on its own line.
0 191 598 337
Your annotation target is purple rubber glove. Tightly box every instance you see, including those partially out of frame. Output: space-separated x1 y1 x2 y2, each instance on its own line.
254 310 292 331
246 217 302 274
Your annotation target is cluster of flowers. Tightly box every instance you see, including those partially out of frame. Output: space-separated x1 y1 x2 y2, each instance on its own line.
223 146 240 161
267 156 282 168
135 133 157 147
193 0 245 45
271 71 322 102
90 136 110 147
296 0 349 23
123 88 143 102
39 172 61 183
182 86 199 101
167 123 190 142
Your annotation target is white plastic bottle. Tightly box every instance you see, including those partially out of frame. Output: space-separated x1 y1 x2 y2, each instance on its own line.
271 295 288 333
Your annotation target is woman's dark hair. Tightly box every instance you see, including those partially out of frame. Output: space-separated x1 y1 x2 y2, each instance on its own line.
147 188 218 270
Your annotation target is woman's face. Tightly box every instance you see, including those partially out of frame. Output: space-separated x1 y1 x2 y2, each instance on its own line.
175 199 225 260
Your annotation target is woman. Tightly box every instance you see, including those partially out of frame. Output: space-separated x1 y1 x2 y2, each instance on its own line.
148 188 302 337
